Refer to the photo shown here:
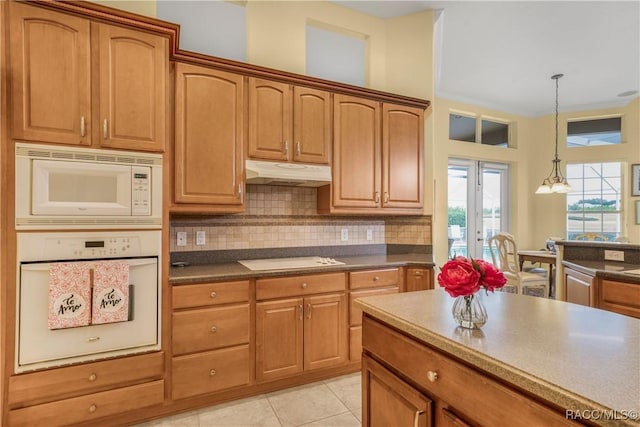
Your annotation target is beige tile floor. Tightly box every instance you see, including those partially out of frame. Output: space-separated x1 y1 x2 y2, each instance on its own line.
133 373 362 427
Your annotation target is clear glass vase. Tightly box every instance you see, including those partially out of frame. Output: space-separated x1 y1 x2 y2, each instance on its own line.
452 294 487 329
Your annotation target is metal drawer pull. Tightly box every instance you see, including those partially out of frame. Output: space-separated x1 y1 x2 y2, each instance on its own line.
88 373 97 382
284 140 289 156
307 303 312 319
209 369 216 377
373 276 380 281
384 192 389 203
413 409 425 427
301 282 308 289
375 192 380 203
238 184 243 197
427 370 438 382
414 271 423 276
210 291 217 298
298 304 303 320
80 116 86 137
87 336 100 342
102 119 108 139
296 141 301 156
88 404 97 413
210 326 217 333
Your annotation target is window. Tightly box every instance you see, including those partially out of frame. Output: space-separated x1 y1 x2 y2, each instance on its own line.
449 113 509 147
567 117 622 147
566 162 622 240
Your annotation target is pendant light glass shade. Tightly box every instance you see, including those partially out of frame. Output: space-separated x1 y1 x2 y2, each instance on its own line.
536 74 572 195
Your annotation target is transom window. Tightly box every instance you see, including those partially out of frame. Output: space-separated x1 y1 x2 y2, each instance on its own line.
449 113 509 147
567 117 622 147
566 162 622 240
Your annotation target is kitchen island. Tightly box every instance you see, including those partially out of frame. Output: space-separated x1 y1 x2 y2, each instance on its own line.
356 290 640 427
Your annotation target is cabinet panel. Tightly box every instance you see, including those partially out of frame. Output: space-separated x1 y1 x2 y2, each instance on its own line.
256 272 346 300
172 304 250 355
174 63 244 206
332 94 381 208
405 268 434 292
304 293 347 371
8 351 164 406
382 104 424 209
349 287 399 326
349 325 362 361
98 24 167 151
363 355 432 427
564 267 594 307
293 86 331 164
598 279 640 318
248 78 291 161
8 380 164 427
172 280 249 309
256 298 303 382
9 3 91 145
350 268 399 290
171 345 250 400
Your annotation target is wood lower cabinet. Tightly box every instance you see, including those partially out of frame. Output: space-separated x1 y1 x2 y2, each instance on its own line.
173 63 245 211
362 316 581 427
171 280 251 399
255 273 347 382
318 95 424 215
405 267 434 292
248 78 330 164
9 2 168 151
596 278 640 319
564 267 595 307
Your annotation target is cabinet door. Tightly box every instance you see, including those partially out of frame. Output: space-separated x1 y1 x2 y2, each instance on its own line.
98 24 167 152
304 293 347 371
9 3 91 145
382 103 424 209
256 298 303 382
564 267 593 307
362 355 432 427
405 268 433 292
248 78 291 161
333 94 381 208
174 63 244 205
293 86 331 164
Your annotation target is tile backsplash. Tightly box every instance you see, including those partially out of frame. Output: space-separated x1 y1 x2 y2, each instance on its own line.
170 185 431 252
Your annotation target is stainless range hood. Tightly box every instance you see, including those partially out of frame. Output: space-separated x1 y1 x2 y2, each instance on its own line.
245 160 331 187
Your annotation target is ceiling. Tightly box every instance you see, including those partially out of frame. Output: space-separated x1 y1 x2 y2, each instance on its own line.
331 1 640 117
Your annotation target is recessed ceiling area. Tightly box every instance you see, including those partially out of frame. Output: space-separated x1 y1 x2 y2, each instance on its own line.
331 1 640 117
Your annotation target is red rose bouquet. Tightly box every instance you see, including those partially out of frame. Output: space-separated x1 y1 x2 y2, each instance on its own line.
437 256 506 297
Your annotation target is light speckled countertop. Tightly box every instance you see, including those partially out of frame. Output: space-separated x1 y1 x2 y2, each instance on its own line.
356 290 640 427
169 253 433 284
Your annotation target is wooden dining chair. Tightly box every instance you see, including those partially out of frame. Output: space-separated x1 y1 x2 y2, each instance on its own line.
487 232 549 296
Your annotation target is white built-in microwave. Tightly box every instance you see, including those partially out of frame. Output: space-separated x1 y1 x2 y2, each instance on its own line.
15 143 162 229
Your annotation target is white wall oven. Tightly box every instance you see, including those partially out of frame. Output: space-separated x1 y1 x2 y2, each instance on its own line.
16 231 161 373
15 143 162 229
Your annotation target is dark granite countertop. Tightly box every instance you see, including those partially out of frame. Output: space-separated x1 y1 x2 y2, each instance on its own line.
562 260 640 284
170 253 434 285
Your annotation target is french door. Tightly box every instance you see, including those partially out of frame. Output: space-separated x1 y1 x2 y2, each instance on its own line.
447 159 509 260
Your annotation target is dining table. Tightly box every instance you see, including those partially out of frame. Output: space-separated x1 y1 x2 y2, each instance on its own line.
517 250 556 297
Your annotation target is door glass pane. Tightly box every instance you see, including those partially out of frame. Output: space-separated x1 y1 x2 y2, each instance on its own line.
482 167 504 261
447 165 468 258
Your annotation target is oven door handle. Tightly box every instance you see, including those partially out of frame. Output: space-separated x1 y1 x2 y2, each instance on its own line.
21 258 157 272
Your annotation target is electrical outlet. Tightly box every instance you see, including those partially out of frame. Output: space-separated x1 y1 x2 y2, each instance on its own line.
176 231 187 247
341 228 349 241
196 230 206 246
604 250 624 262
366 229 373 241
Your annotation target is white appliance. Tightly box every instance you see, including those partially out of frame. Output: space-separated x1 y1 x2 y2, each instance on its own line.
245 159 331 187
16 231 161 373
15 142 162 229
238 256 344 271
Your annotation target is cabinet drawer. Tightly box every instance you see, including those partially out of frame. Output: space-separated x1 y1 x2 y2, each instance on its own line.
363 317 578 427
172 345 250 400
349 287 399 325
172 304 249 355
256 272 346 300
350 269 399 290
8 351 164 406
173 280 249 309
8 379 164 427
599 279 640 318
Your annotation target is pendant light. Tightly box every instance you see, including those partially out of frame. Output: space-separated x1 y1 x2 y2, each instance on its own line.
535 74 572 194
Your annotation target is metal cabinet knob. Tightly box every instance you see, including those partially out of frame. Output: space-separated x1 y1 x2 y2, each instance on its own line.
209 369 217 377
88 373 97 382
88 404 97 413
427 370 438 382
301 283 308 288
210 291 217 298
373 276 380 281
210 326 217 333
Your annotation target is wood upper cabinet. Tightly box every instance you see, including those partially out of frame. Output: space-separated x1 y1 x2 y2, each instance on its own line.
9 2 167 152
97 24 167 152
173 63 244 209
248 78 330 164
319 95 424 214
9 3 91 146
